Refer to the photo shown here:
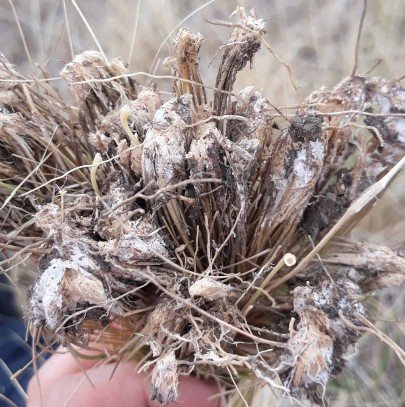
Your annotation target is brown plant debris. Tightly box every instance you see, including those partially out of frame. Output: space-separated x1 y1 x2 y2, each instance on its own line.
324 238 405 291
1 6 405 406
287 280 365 395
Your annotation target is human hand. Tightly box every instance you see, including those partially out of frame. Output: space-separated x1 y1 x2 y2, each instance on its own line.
27 348 219 407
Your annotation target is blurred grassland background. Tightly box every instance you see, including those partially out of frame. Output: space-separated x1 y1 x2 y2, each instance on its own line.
0 1 404 406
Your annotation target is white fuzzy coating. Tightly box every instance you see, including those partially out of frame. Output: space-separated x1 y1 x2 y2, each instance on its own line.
36 260 64 330
98 217 169 262
375 92 391 115
189 277 230 301
293 140 325 188
289 279 366 388
151 350 178 405
142 98 189 188
114 231 168 262
30 244 108 330
395 118 405 142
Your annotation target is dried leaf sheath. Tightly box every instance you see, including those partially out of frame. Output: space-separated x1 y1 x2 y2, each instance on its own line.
213 7 266 116
250 114 325 257
301 76 405 243
61 51 137 134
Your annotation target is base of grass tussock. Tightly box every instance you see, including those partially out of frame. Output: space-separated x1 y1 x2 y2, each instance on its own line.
1 1 405 406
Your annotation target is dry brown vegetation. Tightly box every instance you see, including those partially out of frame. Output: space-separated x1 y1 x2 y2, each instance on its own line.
1 2 405 406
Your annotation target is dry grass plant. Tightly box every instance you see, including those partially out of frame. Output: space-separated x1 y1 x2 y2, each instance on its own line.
1 1 405 406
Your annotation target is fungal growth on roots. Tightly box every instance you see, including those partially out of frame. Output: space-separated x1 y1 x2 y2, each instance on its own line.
1 6 405 406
